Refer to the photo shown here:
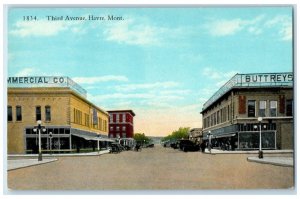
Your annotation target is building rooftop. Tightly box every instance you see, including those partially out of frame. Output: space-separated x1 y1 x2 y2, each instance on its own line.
202 72 293 111
7 76 87 98
107 110 136 116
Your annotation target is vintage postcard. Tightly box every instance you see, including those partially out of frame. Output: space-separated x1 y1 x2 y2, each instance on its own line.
4 5 295 193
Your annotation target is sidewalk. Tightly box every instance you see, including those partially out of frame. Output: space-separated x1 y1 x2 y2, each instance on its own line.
204 148 293 154
204 148 294 167
7 150 110 171
8 149 110 159
7 158 58 171
247 156 293 167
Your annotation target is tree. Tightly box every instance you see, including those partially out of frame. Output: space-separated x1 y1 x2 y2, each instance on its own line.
162 127 190 142
133 133 151 145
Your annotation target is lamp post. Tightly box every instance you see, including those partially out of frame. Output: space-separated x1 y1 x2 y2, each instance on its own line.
33 120 46 161
49 132 53 155
258 117 263 159
207 131 212 153
97 134 101 152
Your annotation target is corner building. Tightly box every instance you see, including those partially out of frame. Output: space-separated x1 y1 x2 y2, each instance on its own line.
201 73 293 150
7 76 110 154
108 110 135 138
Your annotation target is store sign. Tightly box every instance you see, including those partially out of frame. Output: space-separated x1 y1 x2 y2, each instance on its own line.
242 73 293 83
93 108 98 125
8 76 87 98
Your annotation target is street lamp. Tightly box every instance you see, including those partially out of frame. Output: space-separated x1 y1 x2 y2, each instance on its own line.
258 117 263 159
33 120 46 161
207 131 212 153
97 134 101 152
49 132 53 155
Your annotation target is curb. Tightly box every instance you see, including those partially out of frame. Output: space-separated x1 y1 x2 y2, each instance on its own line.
8 159 58 171
247 157 293 167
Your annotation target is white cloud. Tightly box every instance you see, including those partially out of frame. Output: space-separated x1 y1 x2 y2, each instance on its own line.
10 19 84 37
206 15 265 37
265 15 292 41
73 75 128 84
114 81 179 92
15 67 37 76
202 67 238 80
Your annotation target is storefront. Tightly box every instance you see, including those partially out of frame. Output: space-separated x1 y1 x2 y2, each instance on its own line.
7 76 112 154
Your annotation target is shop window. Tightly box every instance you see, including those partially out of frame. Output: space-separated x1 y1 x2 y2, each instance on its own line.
286 100 293 116
258 101 266 117
8 106 12 121
270 101 277 117
45 106 51 121
36 106 41 121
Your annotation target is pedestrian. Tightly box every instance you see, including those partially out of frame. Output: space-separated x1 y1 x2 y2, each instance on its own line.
200 142 206 153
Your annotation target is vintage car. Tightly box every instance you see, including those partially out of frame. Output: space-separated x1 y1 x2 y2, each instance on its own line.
178 139 200 152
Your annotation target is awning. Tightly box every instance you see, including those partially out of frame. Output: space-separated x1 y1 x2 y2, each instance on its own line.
215 133 236 139
71 128 114 142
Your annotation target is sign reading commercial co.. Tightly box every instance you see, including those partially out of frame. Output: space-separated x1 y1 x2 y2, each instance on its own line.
7 76 87 98
8 76 67 84
242 73 293 83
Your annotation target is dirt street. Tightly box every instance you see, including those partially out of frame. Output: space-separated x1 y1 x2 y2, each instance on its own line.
7 145 294 190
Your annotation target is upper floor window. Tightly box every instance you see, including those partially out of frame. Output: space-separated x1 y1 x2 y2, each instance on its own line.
270 101 277 117
123 114 126 123
248 100 256 117
259 101 266 117
110 126 113 131
109 114 113 123
116 126 120 131
286 100 293 116
116 114 120 123
122 126 126 131
36 106 41 121
16 106 22 121
45 106 51 121
8 106 12 121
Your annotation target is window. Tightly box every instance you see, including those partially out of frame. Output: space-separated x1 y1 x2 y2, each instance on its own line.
270 101 277 117
45 106 51 121
123 114 126 123
116 126 120 131
109 114 113 123
259 101 266 117
8 106 12 121
248 100 256 117
110 126 113 131
286 100 293 116
36 106 41 121
122 126 126 131
16 106 22 121
116 114 120 123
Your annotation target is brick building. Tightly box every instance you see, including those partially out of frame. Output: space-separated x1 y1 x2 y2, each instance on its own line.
201 72 293 150
7 76 110 154
108 110 135 138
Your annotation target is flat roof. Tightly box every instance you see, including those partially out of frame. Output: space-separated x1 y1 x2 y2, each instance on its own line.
107 110 136 116
7 76 87 98
201 72 293 112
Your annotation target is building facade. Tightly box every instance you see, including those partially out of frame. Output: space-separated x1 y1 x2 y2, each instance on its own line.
201 73 293 150
7 76 110 154
108 110 135 138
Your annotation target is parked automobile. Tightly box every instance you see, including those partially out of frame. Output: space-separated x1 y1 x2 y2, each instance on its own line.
170 141 179 149
178 139 200 152
109 143 124 153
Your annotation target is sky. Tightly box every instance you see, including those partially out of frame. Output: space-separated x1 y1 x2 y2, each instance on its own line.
6 6 293 137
